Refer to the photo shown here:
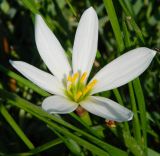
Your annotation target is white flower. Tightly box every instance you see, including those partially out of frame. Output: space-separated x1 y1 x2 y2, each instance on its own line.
10 7 156 122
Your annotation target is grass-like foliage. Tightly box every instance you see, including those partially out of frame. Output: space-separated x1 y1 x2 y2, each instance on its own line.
0 0 159 156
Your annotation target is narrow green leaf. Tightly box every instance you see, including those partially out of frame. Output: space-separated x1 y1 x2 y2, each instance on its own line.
133 78 148 154
122 16 146 155
103 0 125 53
0 89 127 156
123 133 144 156
6 104 109 156
49 126 83 156
0 104 34 150
113 89 130 135
122 18 142 144
65 0 78 18
119 0 145 44
5 139 62 156
21 0 39 14
128 82 142 144
148 148 160 156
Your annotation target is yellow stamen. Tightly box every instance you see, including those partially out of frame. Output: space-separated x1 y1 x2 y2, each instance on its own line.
83 87 90 95
75 91 82 101
80 72 87 83
87 79 98 90
67 75 72 82
83 79 98 95
67 72 79 83
72 72 79 83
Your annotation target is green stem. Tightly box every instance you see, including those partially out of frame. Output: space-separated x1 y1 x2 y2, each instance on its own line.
70 112 103 138
0 104 35 150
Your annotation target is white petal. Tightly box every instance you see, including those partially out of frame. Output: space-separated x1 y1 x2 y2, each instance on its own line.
35 15 71 81
42 96 78 114
91 47 156 94
80 96 133 122
72 7 98 78
10 61 64 96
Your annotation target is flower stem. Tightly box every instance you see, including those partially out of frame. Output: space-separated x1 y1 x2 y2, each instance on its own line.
76 106 92 126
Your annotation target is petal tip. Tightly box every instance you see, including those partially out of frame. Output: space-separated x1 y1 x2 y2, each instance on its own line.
85 6 97 16
9 59 13 64
87 6 95 11
9 60 18 68
127 111 134 121
150 49 157 57
141 47 157 57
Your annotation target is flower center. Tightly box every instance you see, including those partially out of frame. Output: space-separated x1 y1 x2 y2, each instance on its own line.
65 72 97 102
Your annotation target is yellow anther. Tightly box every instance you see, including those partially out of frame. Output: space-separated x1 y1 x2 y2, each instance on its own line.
83 79 98 95
75 91 82 101
87 79 98 89
67 75 72 82
83 87 90 95
72 72 79 83
80 72 87 83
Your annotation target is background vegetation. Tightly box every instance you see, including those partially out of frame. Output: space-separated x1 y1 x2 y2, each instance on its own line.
0 0 159 155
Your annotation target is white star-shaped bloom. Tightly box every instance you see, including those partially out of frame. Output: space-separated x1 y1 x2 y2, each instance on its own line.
11 7 156 122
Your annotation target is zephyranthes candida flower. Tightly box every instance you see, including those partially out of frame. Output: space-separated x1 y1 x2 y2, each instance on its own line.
11 7 156 122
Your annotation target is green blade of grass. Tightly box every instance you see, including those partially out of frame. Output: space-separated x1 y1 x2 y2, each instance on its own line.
49 126 83 156
65 0 78 18
5 139 62 156
128 82 141 144
0 104 35 150
0 89 127 156
113 89 130 135
5 103 109 155
103 0 131 137
133 78 148 155
122 18 142 144
103 0 125 54
21 0 39 14
122 16 147 156
119 0 145 44
25 111 110 156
